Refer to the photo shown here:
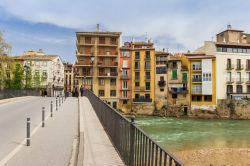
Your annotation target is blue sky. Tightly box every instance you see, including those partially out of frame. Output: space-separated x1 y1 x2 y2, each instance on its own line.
0 0 250 63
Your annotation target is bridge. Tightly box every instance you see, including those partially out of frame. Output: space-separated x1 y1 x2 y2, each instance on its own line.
0 90 183 166
79 90 183 166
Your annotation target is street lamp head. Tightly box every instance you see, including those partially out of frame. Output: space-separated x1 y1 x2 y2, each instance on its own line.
24 63 30 72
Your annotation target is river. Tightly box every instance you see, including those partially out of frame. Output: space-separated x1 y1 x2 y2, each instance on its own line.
136 117 250 166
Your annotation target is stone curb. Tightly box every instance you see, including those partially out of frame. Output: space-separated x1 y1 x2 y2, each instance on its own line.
0 96 33 105
77 97 84 166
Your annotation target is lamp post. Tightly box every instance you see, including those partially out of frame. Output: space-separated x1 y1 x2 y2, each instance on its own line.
90 53 95 92
24 63 30 89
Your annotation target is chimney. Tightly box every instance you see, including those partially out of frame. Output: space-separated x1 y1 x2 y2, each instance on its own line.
96 24 100 32
227 24 232 30
38 49 43 53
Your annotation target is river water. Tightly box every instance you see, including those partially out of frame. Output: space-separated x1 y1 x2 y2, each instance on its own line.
136 117 250 165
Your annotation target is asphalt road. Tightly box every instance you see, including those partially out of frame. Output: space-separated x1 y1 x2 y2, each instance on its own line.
0 97 77 165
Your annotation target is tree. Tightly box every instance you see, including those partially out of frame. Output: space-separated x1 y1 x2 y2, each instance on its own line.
33 72 41 89
0 31 11 56
12 63 24 89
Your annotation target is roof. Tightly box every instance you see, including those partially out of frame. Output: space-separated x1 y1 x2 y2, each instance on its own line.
15 51 59 61
168 55 181 61
217 29 244 36
216 42 250 48
155 51 169 56
184 53 215 59
76 32 121 37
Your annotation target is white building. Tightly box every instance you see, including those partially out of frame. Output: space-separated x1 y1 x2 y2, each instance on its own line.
194 26 250 100
15 50 64 97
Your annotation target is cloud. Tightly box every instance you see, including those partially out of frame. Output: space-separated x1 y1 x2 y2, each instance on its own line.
1 0 250 60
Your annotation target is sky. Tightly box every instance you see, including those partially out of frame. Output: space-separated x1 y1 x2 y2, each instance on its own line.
0 0 250 63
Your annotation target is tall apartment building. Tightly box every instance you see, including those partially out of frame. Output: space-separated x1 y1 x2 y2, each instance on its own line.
75 25 121 108
167 55 189 113
155 50 168 108
194 25 250 100
119 42 132 112
63 62 74 95
131 41 155 113
181 54 216 112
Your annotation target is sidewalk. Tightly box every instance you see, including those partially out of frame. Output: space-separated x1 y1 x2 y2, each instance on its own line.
5 97 78 166
80 97 124 166
0 96 34 105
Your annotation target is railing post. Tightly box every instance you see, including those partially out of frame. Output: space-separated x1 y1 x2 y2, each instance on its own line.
56 97 58 111
42 107 45 127
129 116 135 166
50 101 53 117
59 96 61 107
27 117 30 146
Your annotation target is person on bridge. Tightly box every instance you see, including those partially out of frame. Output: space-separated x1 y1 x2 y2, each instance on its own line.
80 85 84 96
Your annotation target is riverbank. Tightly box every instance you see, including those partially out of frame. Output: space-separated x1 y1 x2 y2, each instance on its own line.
175 148 250 166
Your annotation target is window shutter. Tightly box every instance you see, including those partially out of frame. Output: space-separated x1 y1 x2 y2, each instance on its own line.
172 70 177 79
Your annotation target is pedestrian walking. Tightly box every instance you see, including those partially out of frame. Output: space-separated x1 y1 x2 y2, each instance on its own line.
80 85 84 96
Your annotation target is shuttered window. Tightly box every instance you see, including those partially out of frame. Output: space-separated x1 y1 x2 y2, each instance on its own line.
172 70 177 79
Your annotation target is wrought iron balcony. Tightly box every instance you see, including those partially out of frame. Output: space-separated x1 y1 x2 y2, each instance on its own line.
158 80 166 87
133 98 152 103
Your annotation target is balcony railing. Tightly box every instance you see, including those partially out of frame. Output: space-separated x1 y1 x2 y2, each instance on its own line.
226 78 235 84
236 78 244 84
134 87 146 91
226 64 234 70
98 72 118 77
192 78 202 82
192 89 202 94
97 61 118 67
133 98 152 103
169 87 188 94
236 64 244 70
121 75 130 79
158 80 166 87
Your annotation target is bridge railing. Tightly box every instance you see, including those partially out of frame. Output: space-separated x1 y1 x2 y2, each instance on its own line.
83 90 184 166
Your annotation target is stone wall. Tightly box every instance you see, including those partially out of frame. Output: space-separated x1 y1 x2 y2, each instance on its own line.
132 103 154 115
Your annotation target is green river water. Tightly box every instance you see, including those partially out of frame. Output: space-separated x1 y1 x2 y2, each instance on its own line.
136 117 250 152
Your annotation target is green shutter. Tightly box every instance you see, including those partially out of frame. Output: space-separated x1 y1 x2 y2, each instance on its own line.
172 70 177 79
182 73 187 81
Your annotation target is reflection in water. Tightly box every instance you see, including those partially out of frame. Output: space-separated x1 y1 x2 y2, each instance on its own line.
136 117 250 152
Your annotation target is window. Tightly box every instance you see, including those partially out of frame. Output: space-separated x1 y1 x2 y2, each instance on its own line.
145 51 150 59
85 37 92 44
42 61 47 66
98 90 105 96
246 60 250 69
122 91 128 98
160 89 164 92
237 59 241 69
247 73 250 82
35 70 39 76
172 94 177 99
135 52 140 59
172 70 177 79
135 72 140 80
146 82 150 90
145 61 150 69
122 81 128 89
99 79 105 86
145 94 150 99
236 85 242 93
122 51 130 57
135 94 139 99
192 74 202 82
85 79 92 85
160 76 164 81
99 37 105 44
110 79 116 86
35 61 40 66
227 85 233 93
110 90 116 97
204 95 212 102
156 67 167 74
192 95 202 101
202 72 212 82
236 72 241 82
192 62 202 70
227 59 231 68
145 72 150 80
182 73 187 81
123 60 128 68
42 71 47 78
122 69 128 77
247 85 250 93
123 100 128 104
172 62 177 68
135 82 140 87
135 62 140 70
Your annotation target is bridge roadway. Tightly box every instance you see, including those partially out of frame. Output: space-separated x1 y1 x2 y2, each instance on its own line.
0 96 124 166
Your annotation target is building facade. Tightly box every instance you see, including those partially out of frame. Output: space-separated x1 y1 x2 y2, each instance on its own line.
194 26 250 100
75 25 121 109
15 50 64 96
63 62 74 95
155 50 168 109
119 42 132 112
181 54 216 112
130 41 155 114
167 55 189 114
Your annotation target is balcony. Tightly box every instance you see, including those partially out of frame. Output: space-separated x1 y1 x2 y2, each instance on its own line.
121 75 130 79
169 87 188 94
134 87 147 91
133 98 152 103
226 64 234 70
98 72 118 78
236 64 244 70
158 80 166 87
98 41 118 47
76 40 95 46
97 61 118 67
192 78 202 83
75 62 92 66
226 78 235 84
236 78 244 84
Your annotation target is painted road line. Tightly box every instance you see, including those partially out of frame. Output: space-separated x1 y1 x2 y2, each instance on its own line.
0 107 58 166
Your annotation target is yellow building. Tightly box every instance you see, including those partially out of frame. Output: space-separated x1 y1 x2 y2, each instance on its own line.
130 41 155 114
181 53 216 112
75 24 121 109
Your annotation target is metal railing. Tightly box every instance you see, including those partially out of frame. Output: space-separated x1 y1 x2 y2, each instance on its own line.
83 89 184 166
